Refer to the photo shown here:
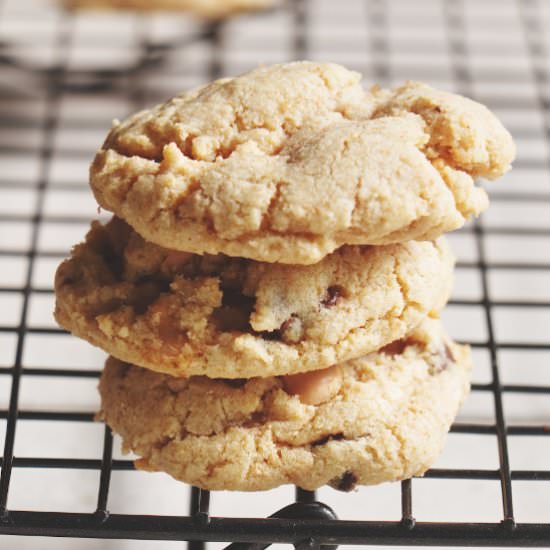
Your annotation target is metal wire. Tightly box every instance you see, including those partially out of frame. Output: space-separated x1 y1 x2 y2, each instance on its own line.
443 0 517 527
0 0 549 546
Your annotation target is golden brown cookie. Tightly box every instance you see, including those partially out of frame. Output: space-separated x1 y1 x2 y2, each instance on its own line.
90 62 514 264
99 318 471 491
55 217 454 378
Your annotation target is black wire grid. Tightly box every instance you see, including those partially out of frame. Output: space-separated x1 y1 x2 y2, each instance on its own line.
0 0 549 546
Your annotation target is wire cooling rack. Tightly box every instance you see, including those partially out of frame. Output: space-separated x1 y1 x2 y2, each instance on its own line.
1 0 550 547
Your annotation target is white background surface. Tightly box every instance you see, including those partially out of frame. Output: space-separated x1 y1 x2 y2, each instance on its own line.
0 0 549 548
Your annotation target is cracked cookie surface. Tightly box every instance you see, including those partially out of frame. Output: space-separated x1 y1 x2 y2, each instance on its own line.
90 61 514 264
54 217 454 378
64 0 274 18
99 318 471 491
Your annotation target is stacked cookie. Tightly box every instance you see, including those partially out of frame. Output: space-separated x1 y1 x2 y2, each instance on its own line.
54 62 515 491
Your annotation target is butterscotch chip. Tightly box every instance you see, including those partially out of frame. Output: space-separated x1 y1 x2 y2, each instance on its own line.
90 61 514 264
63 0 275 18
283 365 343 406
99 318 472 491
54 217 454 379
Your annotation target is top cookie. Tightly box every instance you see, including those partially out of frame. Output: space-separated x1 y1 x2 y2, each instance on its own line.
64 0 275 18
91 62 515 264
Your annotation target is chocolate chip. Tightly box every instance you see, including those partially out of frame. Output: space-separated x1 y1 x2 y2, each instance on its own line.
321 285 345 307
331 471 358 492
312 433 344 447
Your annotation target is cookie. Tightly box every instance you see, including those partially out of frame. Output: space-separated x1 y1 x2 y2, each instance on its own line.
99 318 471 491
64 0 275 18
90 61 514 264
54 217 454 378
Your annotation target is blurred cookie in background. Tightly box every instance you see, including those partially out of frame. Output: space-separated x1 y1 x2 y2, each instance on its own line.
63 0 277 18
